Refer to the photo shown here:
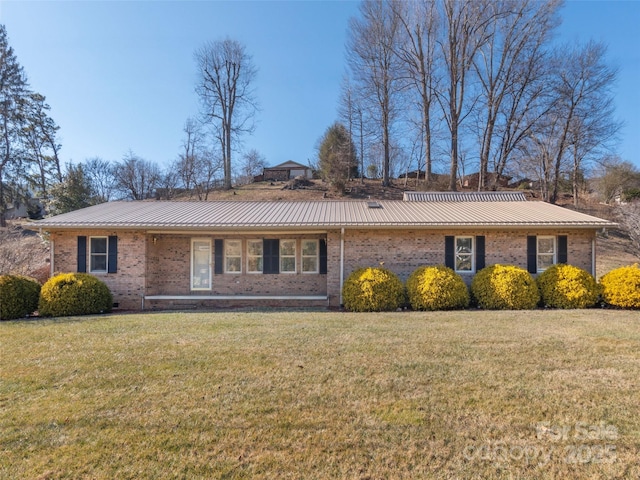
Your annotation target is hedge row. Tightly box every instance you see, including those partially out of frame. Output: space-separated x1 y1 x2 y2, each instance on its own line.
342 264 640 312
0 273 112 320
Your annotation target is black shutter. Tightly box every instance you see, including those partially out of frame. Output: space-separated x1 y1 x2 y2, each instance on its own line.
263 239 280 274
557 235 568 264
77 236 87 273
527 236 537 274
475 235 485 271
214 239 223 274
319 238 328 274
107 236 118 273
445 236 455 269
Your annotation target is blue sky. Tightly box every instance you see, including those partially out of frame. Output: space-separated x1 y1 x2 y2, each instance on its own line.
0 0 638 172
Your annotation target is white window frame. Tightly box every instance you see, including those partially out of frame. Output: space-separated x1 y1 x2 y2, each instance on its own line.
190 238 212 291
537 236 556 272
89 236 108 273
280 239 296 274
246 239 263 274
224 239 242 274
455 236 474 273
301 239 319 274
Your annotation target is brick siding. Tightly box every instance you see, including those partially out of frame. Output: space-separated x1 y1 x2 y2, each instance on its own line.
49 228 596 310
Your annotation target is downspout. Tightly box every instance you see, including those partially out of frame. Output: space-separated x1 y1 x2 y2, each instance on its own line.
592 234 597 278
340 227 345 306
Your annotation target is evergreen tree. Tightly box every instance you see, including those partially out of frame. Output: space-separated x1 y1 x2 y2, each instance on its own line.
318 122 358 192
48 163 95 215
0 24 29 227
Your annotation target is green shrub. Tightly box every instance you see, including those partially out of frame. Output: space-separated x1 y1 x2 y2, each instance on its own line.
599 264 640 309
537 264 599 309
342 267 405 312
406 265 469 311
39 273 113 317
471 264 540 310
0 275 41 320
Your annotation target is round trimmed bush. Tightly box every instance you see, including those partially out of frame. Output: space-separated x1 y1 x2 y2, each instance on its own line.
599 264 640 309
342 267 405 312
39 273 113 317
406 265 469 311
471 264 540 310
537 264 599 309
0 274 41 320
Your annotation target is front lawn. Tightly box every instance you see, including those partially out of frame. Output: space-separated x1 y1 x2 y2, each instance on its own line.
1 310 639 479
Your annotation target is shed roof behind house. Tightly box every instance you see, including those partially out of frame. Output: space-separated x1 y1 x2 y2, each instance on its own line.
403 191 526 202
31 197 617 231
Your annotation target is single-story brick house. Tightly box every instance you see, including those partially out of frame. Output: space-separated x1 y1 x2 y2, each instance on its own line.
30 192 616 311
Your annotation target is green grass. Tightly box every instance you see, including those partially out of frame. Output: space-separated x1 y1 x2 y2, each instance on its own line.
1 310 640 479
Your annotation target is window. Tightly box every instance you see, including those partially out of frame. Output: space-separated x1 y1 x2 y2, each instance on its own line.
455 236 474 272
537 236 556 271
247 240 263 273
191 238 211 290
280 239 296 273
225 240 242 273
90 237 108 273
302 240 319 273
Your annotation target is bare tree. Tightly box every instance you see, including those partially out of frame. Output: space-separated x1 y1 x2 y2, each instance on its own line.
338 76 366 183
528 41 619 204
174 118 206 197
594 156 640 205
83 157 116 203
113 151 161 200
195 38 258 190
347 0 404 187
473 0 560 190
437 0 494 191
238 149 266 184
392 0 440 184
194 149 223 200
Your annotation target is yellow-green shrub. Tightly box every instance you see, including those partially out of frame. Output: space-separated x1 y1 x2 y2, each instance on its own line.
406 265 469 311
342 267 405 312
0 275 41 320
537 264 599 309
39 273 113 317
471 264 540 310
599 264 640 309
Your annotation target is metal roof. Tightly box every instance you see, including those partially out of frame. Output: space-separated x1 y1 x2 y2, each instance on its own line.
403 191 527 202
29 199 617 231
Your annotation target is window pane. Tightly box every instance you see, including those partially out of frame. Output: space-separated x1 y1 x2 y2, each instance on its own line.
248 256 263 273
91 255 107 272
226 240 241 256
456 254 472 271
538 254 555 271
302 257 318 273
226 257 241 272
281 257 296 272
247 240 263 256
456 237 472 254
91 238 107 254
302 240 317 256
280 240 295 256
538 238 555 254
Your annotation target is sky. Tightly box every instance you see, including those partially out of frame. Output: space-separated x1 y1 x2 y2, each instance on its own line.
0 0 638 172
